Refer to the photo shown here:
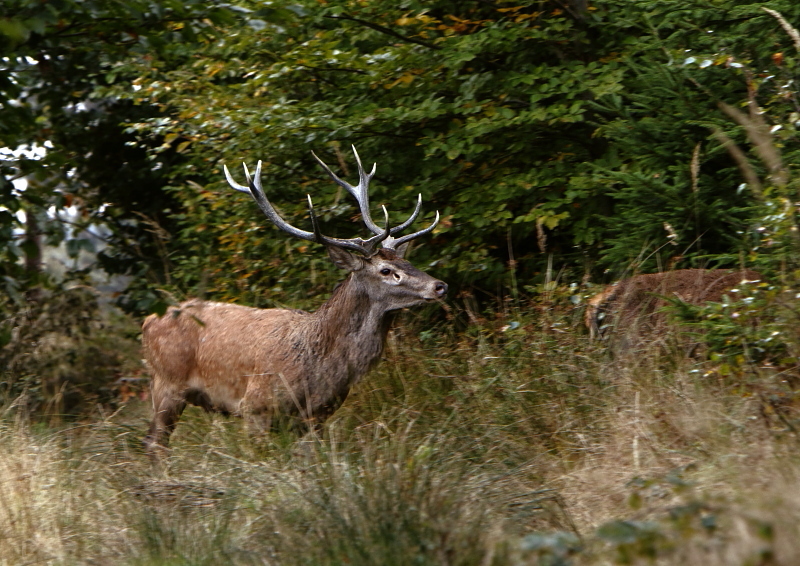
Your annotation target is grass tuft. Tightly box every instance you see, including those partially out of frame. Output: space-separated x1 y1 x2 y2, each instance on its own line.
0 302 799 564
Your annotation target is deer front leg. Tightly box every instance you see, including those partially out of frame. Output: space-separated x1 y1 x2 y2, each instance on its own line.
144 384 186 459
241 378 291 437
241 375 317 436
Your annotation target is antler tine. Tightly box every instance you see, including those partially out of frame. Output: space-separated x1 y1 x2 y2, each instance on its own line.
248 161 319 241
389 194 423 235
306 195 372 255
340 148 431 241
226 159 387 255
361 204 391 252
224 160 316 242
223 163 251 193
307 194 325 242
350 145 382 233
228 149 437 256
311 147 384 236
349 145 377 191
386 210 440 250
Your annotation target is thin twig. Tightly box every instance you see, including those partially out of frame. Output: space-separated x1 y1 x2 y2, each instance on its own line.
762 8 800 52
298 64 367 75
711 127 764 200
325 15 441 50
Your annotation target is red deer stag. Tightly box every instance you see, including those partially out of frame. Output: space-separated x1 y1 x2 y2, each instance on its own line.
142 147 447 454
585 268 761 343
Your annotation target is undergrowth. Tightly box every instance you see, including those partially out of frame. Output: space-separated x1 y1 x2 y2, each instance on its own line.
0 297 798 565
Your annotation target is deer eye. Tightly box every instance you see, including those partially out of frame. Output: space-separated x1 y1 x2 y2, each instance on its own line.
380 268 392 276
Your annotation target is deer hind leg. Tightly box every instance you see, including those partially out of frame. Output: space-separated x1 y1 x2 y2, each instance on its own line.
143 382 186 457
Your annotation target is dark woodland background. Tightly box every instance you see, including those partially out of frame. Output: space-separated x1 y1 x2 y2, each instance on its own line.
1 2 800 563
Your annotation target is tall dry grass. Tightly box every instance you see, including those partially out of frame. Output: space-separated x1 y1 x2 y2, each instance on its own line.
0 301 798 565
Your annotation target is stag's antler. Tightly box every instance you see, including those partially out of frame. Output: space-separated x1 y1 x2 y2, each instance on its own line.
223 146 439 255
311 146 439 251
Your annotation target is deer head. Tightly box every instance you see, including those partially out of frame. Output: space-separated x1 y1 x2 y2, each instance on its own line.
222 146 447 307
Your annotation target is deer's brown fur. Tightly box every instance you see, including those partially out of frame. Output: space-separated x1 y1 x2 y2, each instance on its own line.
143 146 446 455
142 248 445 452
586 268 761 342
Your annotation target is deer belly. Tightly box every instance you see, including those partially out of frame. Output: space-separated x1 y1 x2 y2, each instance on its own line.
186 372 246 414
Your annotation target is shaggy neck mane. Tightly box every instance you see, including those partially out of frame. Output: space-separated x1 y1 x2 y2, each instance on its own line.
312 274 394 365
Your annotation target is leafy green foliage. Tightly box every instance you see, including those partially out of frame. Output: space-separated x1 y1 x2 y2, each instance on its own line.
674 276 799 386
0 0 245 312
94 0 797 310
3 0 799 311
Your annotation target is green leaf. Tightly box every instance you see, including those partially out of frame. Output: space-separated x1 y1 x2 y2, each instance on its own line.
0 19 30 44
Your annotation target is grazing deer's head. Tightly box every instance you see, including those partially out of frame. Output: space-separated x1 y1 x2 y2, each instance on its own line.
142 146 446 458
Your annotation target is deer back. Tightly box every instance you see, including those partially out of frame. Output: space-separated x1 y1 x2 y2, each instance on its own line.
586 268 762 342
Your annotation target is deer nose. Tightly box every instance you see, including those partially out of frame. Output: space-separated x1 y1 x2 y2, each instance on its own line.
434 281 448 298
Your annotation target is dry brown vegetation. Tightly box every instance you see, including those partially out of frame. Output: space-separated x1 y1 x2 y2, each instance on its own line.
1 295 798 565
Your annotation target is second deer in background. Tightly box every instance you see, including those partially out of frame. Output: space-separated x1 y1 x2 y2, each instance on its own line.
585 268 762 344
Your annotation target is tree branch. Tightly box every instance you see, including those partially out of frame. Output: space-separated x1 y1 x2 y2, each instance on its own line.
298 64 367 75
325 15 441 50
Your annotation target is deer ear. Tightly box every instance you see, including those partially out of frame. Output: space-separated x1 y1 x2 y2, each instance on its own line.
327 246 365 271
394 241 411 259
